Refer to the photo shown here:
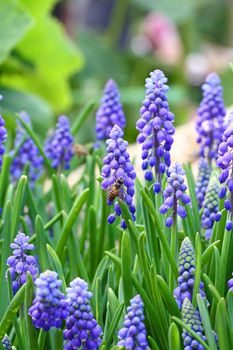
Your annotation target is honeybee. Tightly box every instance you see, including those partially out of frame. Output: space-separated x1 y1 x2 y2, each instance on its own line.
72 144 88 157
107 177 124 202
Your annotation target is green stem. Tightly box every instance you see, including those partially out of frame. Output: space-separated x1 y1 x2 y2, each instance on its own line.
38 329 46 350
169 211 177 291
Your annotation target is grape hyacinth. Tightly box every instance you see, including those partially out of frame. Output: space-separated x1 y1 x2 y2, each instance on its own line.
117 295 149 350
174 237 206 309
181 298 206 350
228 273 233 292
95 79 126 141
6 232 38 293
101 124 136 228
196 73 225 163
28 270 68 331
45 115 73 170
64 277 102 350
217 120 233 231
10 112 43 184
2 335 13 350
136 69 175 192
159 163 191 227
201 173 220 240
195 158 211 209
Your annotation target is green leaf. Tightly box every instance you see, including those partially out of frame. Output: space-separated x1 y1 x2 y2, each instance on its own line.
0 283 26 340
192 233 202 307
157 275 180 318
140 189 178 277
11 175 27 239
56 188 89 257
71 100 96 135
104 303 124 345
35 216 50 270
121 231 133 308
0 0 33 64
168 323 180 350
197 294 218 350
0 202 12 318
0 155 12 209
24 273 38 350
20 0 58 19
216 298 233 350
47 244 66 292
201 241 220 266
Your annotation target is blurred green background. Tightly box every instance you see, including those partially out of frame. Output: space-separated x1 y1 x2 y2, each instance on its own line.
0 0 233 142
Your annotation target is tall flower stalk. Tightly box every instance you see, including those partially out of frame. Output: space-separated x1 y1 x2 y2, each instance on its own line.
136 69 175 193
217 120 233 231
196 73 225 165
101 124 136 228
95 79 126 143
159 163 191 289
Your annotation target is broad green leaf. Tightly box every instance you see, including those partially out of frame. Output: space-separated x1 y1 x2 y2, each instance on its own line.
24 273 38 350
216 298 233 350
0 0 33 64
20 0 58 19
0 284 26 340
197 294 218 350
104 303 124 345
121 231 133 308
56 188 89 257
168 323 180 350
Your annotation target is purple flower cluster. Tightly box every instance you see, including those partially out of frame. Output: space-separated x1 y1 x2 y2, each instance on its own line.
117 295 148 350
195 158 211 209
6 232 38 293
11 112 43 184
181 298 206 350
174 237 206 309
2 335 13 350
45 116 73 170
136 69 175 192
0 112 7 170
228 273 233 292
64 277 102 350
159 163 190 227
28 270 68 331
201 174 220 240
217 121 233 231
96 79 126 141
196 73 225 162
101 124 136 228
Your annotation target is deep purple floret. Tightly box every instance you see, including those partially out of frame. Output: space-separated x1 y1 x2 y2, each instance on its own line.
201 173 220 240
2 335 13 350
45 115 73 170
196 73 225 162
195 158 211 209
101 124 136 228
96 79 126 141
159 163 191 227
181 298 207 350
10 112 43 184
6 232 39 294
136 69 175 192
64 277 102 350
117 295 149 350
174 237 206 309
28 270 68 331
216 120 233 230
